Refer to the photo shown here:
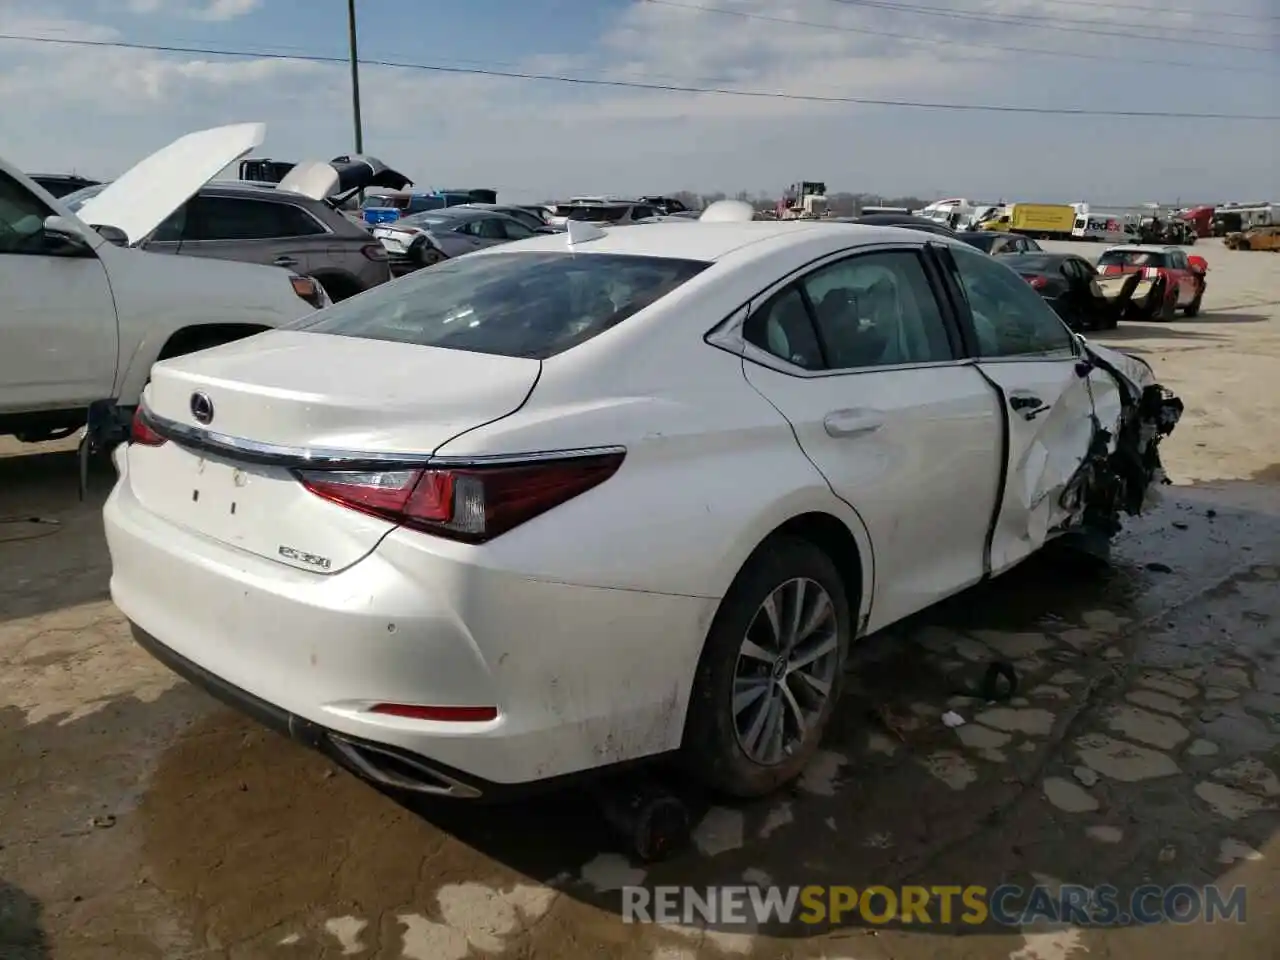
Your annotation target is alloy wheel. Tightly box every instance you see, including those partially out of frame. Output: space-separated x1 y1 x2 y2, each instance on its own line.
732 577 840 766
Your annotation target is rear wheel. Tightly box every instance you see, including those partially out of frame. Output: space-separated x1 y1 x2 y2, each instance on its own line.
312 274 362 303
681 537 851 798
1157 289 1178 322
1184 289 1203 317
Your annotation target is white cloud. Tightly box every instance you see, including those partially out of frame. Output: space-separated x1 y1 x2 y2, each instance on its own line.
0 0 1275 203
125 0 261 20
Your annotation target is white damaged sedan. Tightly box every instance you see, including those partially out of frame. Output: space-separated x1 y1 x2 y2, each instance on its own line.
104 211 1181 802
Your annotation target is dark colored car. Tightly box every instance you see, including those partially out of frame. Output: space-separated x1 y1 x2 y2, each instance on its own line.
28 173 100 198
638 196 690 215
1000 252 1138 331
832 213 958 236
63 181 391 301
371 206 541 275
451 203 559 233
957 231 1043 255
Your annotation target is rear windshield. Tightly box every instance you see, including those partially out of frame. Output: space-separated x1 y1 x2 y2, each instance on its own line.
398 211 456 228
959 233 998 251
363 195 408 209
60 183 108 212
290 251 710 359
1099 250 1166 267
1002 254 1056 273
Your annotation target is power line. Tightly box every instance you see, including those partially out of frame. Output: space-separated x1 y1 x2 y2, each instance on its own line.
819 0 1272 52
998 0 1278 21
2 33 1276 120
644 0 1274 75
819 0 1265 38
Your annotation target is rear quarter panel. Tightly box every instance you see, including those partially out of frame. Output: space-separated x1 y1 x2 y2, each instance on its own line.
431 240 879 616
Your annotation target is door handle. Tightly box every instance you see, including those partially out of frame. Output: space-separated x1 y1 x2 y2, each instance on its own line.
823 410 883 438
1008 393 1050 420
273 256 299 267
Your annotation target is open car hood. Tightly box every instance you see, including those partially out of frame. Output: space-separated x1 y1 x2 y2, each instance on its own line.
75 123 265 244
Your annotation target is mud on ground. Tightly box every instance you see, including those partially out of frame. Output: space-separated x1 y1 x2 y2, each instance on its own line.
1 239 1278 959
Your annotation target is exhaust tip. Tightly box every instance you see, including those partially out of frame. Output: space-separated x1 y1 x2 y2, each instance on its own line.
327 735 482 798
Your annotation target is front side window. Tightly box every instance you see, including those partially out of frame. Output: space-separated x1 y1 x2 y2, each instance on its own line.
949 245 1076 359
0 171 55 254
290 251 709 360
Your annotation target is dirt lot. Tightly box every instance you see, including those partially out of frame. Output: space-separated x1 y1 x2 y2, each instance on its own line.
2 239 1278 960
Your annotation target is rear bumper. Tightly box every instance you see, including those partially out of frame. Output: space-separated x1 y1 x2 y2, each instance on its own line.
131 621 497 799
103 453 714 789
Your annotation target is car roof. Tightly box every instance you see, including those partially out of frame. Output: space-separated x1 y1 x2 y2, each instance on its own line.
1102 244 1177 253
404 207 499 221
474 220 940 263
1003 251 1070 262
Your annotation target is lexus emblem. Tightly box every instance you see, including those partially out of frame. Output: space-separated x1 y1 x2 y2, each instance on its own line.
189 392 214 425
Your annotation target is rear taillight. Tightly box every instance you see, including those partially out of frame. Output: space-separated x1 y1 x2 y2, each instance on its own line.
361 242 388 262
130 405 167 447
1025 275 1048 289
296 452 625 543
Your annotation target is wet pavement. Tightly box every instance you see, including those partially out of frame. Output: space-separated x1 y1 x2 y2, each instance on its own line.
2 450 1278 959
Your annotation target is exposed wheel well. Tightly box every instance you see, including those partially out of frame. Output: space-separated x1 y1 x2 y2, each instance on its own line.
157 323 270 361
311 271 363 302
752 512 865 620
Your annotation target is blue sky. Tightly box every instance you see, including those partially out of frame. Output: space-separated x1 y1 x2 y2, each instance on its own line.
0 0 1275 204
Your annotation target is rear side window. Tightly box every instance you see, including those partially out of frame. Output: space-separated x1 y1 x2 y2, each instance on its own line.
291 252 710 359
185 197 327 241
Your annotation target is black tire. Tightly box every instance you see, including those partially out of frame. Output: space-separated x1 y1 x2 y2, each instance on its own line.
681 536 852 799
312 274 361 303
1184 290 1203 317
416 242 444 267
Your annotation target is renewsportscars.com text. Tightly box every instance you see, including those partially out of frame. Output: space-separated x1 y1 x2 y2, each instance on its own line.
622 883 1247 928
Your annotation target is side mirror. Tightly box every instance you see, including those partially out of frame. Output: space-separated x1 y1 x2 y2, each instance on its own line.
1187 255 1208 273
92 224 130 246
41 215 96 257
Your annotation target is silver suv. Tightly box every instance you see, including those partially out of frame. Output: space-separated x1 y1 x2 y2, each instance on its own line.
63 181 391 301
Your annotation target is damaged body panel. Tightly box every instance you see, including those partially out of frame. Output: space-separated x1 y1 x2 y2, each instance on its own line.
939 242 1180 574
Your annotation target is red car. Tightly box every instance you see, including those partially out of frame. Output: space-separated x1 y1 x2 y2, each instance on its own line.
1096 245 1208 320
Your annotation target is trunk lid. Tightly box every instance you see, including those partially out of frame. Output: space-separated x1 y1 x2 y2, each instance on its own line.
132 330 540 572
276 155 413 202
76 122 266 244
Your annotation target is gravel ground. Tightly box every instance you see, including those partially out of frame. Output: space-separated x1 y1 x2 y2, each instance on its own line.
1 238 1277 960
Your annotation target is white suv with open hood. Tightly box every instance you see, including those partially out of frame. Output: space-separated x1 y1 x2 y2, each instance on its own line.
0 123 324 446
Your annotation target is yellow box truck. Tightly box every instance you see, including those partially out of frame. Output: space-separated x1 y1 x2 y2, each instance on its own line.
979 203 1078 239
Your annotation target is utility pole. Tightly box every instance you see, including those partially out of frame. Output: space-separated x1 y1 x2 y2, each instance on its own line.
347 0 364 154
